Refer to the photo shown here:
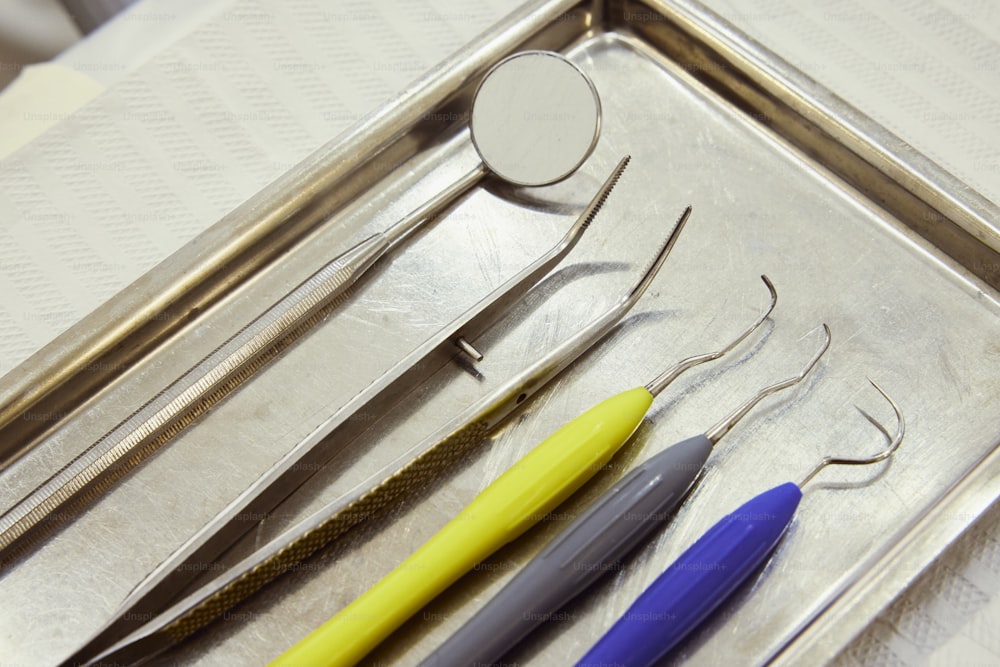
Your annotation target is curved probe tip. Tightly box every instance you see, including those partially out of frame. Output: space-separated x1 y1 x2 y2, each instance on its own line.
799 379 905 487
644 273 778 397
864 377 906 458
760 274 776 304
704 322 831 444
808 324 832 373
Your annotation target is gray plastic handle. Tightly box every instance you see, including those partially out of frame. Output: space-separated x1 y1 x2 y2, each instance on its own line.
420 434 713 667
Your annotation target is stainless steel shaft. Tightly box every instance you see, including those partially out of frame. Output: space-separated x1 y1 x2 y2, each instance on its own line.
0 166 486 557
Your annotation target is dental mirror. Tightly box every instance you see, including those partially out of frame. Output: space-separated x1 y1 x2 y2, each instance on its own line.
380 50 602 249
471 50 602 186
0 51 606 568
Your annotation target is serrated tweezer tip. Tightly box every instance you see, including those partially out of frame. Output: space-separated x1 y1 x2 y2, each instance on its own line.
625 204 692 302
578 155 631 232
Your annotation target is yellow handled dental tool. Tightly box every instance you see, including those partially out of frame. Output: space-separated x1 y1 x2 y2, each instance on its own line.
70 164 682 667
271 272 778 667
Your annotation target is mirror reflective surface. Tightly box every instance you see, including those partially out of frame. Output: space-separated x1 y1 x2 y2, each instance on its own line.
471 50 602 186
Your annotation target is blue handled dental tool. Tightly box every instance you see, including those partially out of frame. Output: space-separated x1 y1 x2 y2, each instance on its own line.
576 379 904 667
421 320 833 667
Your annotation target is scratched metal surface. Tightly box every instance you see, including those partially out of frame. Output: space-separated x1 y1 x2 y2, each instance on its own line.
2 29 1000 667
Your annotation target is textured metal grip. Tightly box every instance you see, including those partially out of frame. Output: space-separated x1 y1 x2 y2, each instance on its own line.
0 234 387 556
162 416 493 641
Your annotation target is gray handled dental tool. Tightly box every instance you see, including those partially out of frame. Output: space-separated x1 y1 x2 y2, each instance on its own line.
420 319 832 667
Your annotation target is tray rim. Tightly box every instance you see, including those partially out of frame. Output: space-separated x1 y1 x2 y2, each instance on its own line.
3 0 997 470
2 0 1000 662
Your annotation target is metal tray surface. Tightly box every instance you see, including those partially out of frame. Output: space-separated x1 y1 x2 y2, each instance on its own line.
2 1 999 665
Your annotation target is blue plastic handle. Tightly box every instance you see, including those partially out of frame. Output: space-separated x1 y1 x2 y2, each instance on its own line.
576 482 803 667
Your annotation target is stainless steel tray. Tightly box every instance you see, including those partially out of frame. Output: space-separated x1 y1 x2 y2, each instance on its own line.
2 0 1000 665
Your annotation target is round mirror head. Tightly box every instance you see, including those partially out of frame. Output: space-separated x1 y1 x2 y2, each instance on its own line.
470 51 601 187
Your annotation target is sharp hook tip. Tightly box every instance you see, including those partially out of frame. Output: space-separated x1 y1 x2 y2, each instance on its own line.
760 274 777 307
868 378 905 444
799 378 906 487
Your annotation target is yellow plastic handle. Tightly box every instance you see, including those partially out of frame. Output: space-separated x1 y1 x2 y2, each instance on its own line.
270 386 654 667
